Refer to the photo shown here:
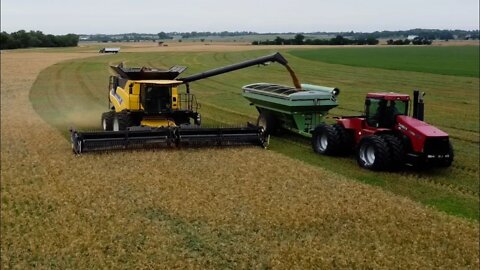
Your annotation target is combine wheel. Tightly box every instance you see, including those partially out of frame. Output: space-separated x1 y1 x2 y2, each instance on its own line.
380 134 405 170
356 135 392 170
333 124 354 155
101 111 115 131
113 111 133 131
257 111 277 135
312 124 341 155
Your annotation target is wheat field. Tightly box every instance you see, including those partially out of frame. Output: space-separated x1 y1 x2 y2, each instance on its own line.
1 45 479 268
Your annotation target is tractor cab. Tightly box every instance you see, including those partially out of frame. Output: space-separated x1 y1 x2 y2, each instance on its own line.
364 93 409 128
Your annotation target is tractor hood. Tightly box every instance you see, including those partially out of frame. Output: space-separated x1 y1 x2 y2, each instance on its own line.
396 115 448 138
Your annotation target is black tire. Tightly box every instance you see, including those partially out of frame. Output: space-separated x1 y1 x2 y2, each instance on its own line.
439 142 454 167
113 111 133 131
380 134 405 170
101 111 115 131
356 135 392 170
312 124 341 155
333 124 354 155
257 111 277 135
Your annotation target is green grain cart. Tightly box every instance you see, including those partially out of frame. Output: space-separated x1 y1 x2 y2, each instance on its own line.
242 83 340 137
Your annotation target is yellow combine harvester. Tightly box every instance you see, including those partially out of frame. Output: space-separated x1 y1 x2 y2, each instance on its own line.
70 52 296 153
101 64 198 130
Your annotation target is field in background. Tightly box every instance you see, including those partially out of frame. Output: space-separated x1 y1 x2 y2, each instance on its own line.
290 46 480 77
2 44 479 268
30 48 479 220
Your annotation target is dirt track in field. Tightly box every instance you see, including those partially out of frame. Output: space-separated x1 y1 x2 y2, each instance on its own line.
1 49 479 268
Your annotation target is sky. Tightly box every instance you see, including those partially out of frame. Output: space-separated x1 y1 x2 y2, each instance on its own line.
1 0 479 34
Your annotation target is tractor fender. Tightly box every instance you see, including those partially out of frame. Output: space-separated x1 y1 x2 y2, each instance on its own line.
336 117 363 130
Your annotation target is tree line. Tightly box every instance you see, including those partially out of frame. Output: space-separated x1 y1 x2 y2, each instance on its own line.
367 29 479 40
386 38 432 45
80 29 479 42
175 31 257 39
252 34 379 46
0 30 79 50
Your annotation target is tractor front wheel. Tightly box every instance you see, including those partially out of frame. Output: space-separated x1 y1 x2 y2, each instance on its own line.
357 135 392 170
438 142 454 167
380 134 405 170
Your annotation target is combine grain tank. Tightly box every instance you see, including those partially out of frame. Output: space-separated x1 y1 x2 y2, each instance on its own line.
242 83 340 136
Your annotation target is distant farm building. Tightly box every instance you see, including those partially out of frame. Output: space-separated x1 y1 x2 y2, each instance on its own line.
99 47 120 54
407 35 419 40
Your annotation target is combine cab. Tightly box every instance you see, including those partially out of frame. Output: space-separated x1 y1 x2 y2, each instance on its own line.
71 53 296 153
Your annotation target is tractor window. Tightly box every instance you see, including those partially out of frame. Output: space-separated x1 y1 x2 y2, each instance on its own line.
366 98 408 128
366 98 384 127
140 84 172 114
393 100 408 116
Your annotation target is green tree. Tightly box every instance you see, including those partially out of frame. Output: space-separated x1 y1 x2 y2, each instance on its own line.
274 36 285 45
293 34 305 45
0 32 12 49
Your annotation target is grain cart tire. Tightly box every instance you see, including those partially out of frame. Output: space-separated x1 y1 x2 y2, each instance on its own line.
257 111 277 135
357 135 392 170
333 124 354 155
101 111 115 131
380 134 405 170
439 142 454 167
312 124 341 155
113 111 133 131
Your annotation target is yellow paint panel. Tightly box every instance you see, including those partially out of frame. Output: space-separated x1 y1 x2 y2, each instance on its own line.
140 118 176 127
129 95 140 110
132 82 141 95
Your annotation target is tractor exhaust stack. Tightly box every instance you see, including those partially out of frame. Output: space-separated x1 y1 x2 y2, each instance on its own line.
412 90 425 121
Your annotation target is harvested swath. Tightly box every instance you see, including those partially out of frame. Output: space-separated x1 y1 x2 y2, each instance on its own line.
1 50 479 269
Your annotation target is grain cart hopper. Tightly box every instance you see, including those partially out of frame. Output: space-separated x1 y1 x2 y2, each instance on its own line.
312 90 454 170
242 83 340 136
70 53 298 153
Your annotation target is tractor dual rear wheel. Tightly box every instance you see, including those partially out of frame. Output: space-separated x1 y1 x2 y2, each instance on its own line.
333 124 354 155
312 124 341 155
357 135 392 170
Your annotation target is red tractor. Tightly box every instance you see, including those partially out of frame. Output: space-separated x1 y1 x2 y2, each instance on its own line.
312 90 454 170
